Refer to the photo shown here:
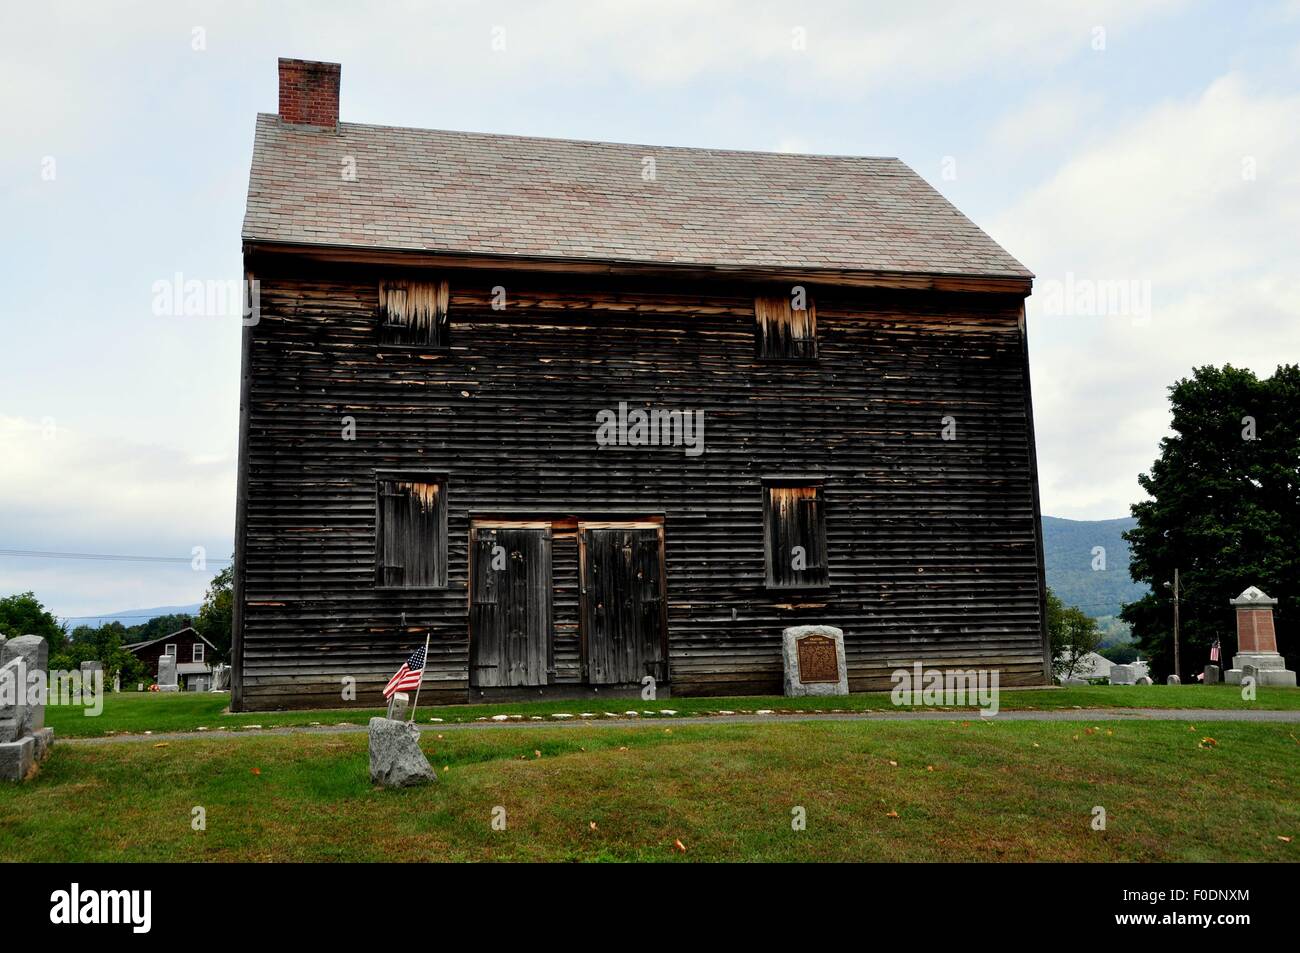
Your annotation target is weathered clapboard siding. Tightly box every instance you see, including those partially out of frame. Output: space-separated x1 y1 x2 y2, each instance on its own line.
232 259 1047 710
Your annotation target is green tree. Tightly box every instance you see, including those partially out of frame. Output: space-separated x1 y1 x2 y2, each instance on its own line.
196 566 234 664
1047 588 1102 682
125 612 194 645
50 621 146 685
1122 364 1300 679
0 591 68 656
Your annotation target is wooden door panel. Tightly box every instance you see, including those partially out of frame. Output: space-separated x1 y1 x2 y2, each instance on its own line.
581 525 666 685
470 526 552 687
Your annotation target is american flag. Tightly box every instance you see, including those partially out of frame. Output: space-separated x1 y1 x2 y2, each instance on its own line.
1209 639 1221 663
384 644 427 699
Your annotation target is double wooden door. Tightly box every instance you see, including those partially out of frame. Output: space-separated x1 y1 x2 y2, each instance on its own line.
469 520 667 688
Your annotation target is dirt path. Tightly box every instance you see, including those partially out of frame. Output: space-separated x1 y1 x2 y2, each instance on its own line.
61 706 1300 745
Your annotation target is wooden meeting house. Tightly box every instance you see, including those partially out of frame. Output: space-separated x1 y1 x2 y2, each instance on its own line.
230 58 1050 711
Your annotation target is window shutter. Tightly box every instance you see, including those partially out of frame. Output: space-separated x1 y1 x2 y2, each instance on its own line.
755 294 816 359
378 279 450 347
375 473 447 588
764 481 829 588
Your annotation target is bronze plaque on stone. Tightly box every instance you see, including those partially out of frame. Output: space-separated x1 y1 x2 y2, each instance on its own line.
797 634 839 683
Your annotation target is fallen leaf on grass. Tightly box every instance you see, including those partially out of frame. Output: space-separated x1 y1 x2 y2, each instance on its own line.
885 811 900 819
673 839 687 853
1278 836 1293 843
887 760 898 767
589 822 598 831
250 767 261 776
152 743 169 748
1198 737 1218 749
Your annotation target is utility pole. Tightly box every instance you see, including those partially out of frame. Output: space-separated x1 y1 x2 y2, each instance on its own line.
1172 568 1181 682
1164 568 1182 682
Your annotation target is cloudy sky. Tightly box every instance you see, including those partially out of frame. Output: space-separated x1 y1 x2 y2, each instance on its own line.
2 0 1298 618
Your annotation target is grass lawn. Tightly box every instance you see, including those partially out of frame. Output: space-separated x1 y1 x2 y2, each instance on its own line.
2 719 1296 861
42 684 1300 739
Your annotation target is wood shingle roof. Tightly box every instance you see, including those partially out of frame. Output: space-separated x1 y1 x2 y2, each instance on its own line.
243 114 1031 280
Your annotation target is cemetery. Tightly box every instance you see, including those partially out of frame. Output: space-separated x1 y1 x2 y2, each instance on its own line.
2 579 1296 861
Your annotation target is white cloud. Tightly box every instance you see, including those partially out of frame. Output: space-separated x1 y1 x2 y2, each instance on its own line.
987 87 1105 157
995 73 1300 519
0 416 234 555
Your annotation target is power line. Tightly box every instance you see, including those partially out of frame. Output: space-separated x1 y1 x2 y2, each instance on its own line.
0 548 232 565
61 612 197 621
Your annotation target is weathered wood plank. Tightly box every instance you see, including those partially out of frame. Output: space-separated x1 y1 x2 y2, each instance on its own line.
232 261 1047 711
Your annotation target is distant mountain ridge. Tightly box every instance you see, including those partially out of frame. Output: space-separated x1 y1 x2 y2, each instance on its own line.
62 603 202 629
1041 516 1148 619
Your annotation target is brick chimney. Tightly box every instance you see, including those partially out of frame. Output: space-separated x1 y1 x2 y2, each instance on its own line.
278 58 340 128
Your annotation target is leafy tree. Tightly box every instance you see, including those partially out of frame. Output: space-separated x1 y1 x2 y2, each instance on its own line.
1047 588 1102 681
1122 364 1300 679
50 621 146 685
1099 644 1139 665
0 591 68 656
125 612 194 645
196 566 234 664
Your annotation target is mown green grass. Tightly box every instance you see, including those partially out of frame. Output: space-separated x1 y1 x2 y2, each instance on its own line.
43 684 1300 739
2 720 1296 861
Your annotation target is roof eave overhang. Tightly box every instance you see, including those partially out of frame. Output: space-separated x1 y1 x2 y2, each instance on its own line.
242 239 1034 296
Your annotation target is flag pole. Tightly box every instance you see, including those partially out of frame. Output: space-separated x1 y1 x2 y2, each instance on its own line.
408 631 431 723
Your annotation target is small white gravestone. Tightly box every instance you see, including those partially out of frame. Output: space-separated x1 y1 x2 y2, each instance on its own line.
386 691 410 721
157 653 179 692
1108 664 1136 686
782 625 848 696
80 661 102 699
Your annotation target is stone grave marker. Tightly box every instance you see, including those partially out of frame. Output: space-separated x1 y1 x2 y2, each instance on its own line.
157 653 179 692
368 717 436 787
1223 587 1296 687
0 636 54 782
782 625 848 696
1108 664 1136 685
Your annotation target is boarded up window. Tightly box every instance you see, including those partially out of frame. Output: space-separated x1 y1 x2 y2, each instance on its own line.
755 294 816 359
763 480 828 588
378 279 450 347
375 472 448 588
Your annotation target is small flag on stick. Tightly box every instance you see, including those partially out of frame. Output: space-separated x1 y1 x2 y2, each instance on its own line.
384 643 427 700
1209 639 1221 663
